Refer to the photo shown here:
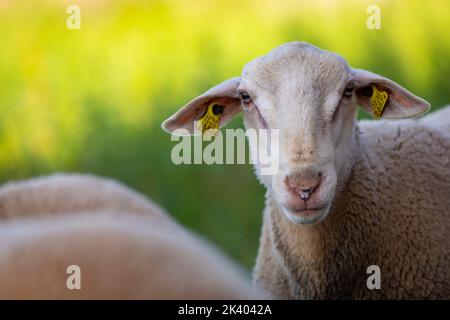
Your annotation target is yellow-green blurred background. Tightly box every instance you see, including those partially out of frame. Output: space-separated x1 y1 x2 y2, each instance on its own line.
0 0 448 268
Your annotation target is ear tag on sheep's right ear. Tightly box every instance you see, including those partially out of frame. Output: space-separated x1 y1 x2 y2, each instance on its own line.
196 102 224 135
370 85 388 118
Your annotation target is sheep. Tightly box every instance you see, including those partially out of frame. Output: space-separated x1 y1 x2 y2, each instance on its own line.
162 41 450 299
0 174 172 223
0 174 266 299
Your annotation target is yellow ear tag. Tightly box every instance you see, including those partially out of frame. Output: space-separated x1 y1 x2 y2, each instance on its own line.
196 102 224 135
370 85 388 118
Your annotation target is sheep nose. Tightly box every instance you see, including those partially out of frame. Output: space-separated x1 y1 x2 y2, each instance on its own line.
285 171 321 201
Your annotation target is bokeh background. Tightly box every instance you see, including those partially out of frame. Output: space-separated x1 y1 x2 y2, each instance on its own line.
0 0 448 269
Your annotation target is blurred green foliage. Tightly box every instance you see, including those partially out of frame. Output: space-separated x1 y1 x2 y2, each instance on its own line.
0 0 448 269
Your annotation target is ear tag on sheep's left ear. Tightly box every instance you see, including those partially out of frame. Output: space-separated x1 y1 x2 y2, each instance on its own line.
370 85 388 118
196 102 224 135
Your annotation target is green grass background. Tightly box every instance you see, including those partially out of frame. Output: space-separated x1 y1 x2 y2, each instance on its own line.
0 0 448 269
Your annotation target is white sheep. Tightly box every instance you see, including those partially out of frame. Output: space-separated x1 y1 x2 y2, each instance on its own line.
163 41 450 299
0 174 265 299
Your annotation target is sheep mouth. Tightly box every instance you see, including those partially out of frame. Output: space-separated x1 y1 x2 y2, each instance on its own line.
286 206 327 216
281 204 331 224
282 200 329 214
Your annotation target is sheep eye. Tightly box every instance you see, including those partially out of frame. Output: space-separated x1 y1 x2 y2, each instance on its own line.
343 86 353 97
239 91 252 104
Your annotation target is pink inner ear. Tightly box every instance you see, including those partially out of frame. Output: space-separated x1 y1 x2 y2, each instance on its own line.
162 77 242 134
162 96 242 134
180 96 241 123
178 103 205 124
351 68 430 119
389 90 414 108
216 97 242 125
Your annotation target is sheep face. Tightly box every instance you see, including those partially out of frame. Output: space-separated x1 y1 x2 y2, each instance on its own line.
239 43 356 224
162 41 430 225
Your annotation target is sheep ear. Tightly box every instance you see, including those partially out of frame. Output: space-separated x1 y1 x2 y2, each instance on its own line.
162 77 242 135
351 69 430 119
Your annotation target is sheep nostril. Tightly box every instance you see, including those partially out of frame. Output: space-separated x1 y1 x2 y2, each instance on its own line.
299 188 313 200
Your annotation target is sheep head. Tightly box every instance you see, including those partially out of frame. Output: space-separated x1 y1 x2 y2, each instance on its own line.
163 41 430 225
